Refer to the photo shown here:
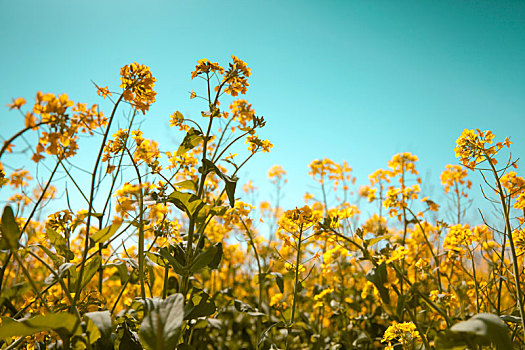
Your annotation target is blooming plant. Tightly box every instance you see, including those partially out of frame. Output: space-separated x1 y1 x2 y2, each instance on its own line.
0 60 523 350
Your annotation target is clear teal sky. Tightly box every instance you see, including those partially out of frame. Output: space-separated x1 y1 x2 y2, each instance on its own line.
1 0 524 218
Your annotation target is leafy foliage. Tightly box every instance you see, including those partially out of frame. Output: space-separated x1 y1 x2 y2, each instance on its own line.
0 57 524 350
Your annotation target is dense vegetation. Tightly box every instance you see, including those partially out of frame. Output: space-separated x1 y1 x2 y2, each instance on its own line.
0 57 524 349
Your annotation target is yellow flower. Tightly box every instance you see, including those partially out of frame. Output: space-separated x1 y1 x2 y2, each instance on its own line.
441 164 472 197
501 171 525 198
222 55 251 96
95 84 112 99
9 169 32 188
388 153 419 176
120 62 156 114
454 129 504 169
191 58 224 79
7 97 26 110
443 224 473 252
230 99 255 129
246 135 273 153
382 321 420 348
102 128 129 162
386 245 408 264
268 165 287 184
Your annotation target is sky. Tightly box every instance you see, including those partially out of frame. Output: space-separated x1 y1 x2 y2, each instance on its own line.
1 0 524 223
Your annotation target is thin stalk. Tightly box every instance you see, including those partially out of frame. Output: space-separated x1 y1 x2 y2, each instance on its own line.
162 266 169 299
12 250 51 313
73 94 123 306
467 247 480 313
110 273 131 315
126 148 146 300
241 218 263 349
484 149 525 336
0 158 60 293
286 223 304 349
27 249 82 322
409 308 431 350
0 121 50 159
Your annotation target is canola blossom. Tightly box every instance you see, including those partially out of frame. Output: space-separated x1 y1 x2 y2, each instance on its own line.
1 57 524 350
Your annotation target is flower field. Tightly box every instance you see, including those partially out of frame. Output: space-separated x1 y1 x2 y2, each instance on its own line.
0 57 524 349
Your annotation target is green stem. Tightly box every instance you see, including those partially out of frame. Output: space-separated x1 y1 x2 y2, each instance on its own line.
287 224 304 349
126 148 146 300
74 94 123 306
12 250 51 313
241 218 263 349
483 149 525 336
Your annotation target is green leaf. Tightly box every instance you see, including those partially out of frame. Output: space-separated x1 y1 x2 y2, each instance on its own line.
234 299 254 313
364 234 390 248
85 310 112 348
174 180 198 193
365 262 390 304
190 243 222 273
436 313 512 350
0 206 21 250
281 308 293 322
170 243 187 266
111 261 129 284
176 128 203 156
452 313 512 349
37 244 62 266
44 262 75 285
139 293 184 350
258 322 284 347
184 291 216 320
84 317 102 345
46 228 75 261
396 293 407 320
167 190 205 217
159 247 185 276
0 312 80 341
117 323 142 350
79 255 102 290
500 314 521 323
207 242 223 269
201 159 237 207
271 272 284 293
85 310 112 338
91 223 121 244
145 251 169 268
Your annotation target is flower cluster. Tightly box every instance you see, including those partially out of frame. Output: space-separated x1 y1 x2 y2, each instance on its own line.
131 130 161 171
222 55 251 96
358 185 377 202
230 99 255 129
102 128 129 172
308 158 355 192
512 228 525 257
19 92 106 161
190 58 224 79
387 152 419 177
278 206 321 238
501 171 525 210
246 135 273 153
383 185 421 218
120 62 157 114
454 129 511 169
441 164 472 196
381 321 420 350
443 224 473 253
268 165 287 184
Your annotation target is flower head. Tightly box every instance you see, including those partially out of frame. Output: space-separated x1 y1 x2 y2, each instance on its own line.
120 62 157 114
